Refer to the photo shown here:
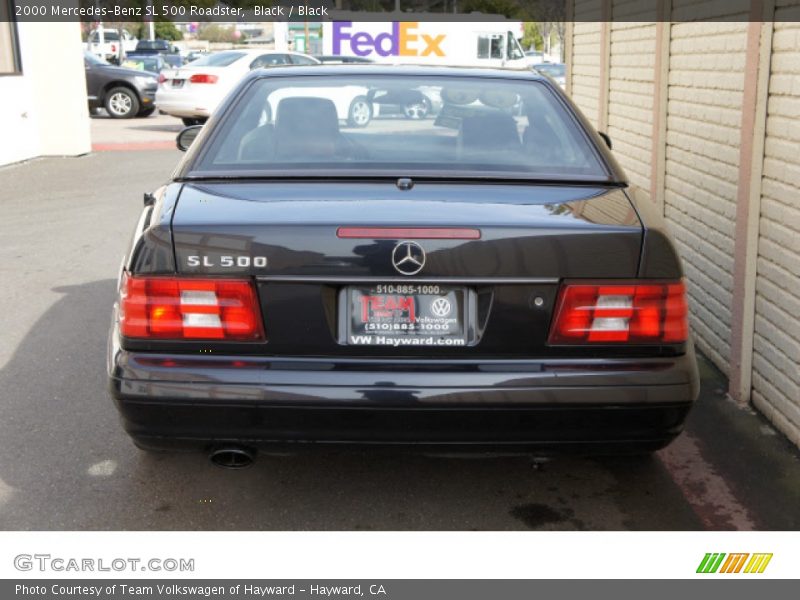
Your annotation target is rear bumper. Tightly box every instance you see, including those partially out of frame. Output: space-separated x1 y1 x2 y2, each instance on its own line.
108 326 700 452
140 87 157 105
155 89 215 118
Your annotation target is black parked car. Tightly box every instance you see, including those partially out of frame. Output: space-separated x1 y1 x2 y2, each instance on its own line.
133 39 173 54
109 66 699 466
84 51 158 118
133 39 184 67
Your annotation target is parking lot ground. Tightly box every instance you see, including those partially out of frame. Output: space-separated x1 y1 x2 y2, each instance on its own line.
1 149 799 531
90 111 182 151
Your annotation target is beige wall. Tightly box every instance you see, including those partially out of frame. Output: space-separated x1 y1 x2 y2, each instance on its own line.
664 19 748 373
0 20 91 166
566 0 800 446
752 7 800 446
570 17 603 126
608 21 656 198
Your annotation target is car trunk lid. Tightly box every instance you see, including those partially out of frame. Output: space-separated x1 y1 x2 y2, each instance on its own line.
169 181 642 358
172 181 641 279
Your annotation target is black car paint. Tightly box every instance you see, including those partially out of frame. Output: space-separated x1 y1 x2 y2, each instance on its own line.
133 39 172 54
132 40 183 67
84 56 157 114
109 66 699 453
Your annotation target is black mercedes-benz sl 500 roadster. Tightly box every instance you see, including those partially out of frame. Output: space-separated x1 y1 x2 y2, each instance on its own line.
109 65 698 465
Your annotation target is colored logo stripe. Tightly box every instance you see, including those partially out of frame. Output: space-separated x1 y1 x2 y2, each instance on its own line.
697 553 772 574
697 553 726 573
720 553 749 573
744 553 773 573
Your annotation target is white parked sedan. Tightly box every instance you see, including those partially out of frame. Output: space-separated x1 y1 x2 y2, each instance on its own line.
155 50 321 126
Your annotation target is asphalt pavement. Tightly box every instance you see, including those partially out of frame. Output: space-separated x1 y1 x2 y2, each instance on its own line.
0 120 798 530
90 110 182 150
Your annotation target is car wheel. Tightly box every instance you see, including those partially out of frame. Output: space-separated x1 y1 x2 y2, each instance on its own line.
403 97 431 120
137 107 156 118
347 96 372 128
104 86 139 119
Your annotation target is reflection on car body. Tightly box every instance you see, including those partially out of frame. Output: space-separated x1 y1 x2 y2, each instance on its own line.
155 49 321 127
83 51 158 119
109 66 699 464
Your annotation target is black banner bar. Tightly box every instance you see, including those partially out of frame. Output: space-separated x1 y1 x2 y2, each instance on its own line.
5 0 800 22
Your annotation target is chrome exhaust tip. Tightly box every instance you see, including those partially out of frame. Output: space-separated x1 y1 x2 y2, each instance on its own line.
209 446 255 469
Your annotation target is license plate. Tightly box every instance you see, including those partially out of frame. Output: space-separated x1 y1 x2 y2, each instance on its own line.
171 79 185 88
344 285 467 347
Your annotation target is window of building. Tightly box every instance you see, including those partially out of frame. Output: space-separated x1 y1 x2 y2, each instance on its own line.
0 0 22 74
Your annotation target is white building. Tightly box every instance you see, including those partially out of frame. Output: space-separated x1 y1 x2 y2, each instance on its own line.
0 2 91 167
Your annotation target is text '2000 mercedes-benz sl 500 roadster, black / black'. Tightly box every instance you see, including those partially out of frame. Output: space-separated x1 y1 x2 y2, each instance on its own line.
108 65 699 466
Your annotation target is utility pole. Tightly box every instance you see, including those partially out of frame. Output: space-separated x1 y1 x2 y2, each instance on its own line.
148 0 155 40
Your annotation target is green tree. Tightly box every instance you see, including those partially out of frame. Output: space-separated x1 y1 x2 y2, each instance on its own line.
521 22 544 51
133 20 183 42
459 0 526 18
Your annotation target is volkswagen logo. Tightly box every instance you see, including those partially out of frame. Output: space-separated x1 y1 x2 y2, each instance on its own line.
391 241 426 275
430 297 452 317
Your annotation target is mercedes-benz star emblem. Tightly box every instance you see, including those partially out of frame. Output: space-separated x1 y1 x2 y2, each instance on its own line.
391 241 426 275
430 297 452 317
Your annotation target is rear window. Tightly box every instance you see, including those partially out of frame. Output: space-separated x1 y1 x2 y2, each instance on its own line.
536 64 566 77
195 74 606 180
137 41 166 50
123 58 161 72
92 31 119 41
190 52 246 68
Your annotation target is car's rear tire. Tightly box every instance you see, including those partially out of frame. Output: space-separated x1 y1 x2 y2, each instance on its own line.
104 86 139 119
137 107 156 118
347 96 372 128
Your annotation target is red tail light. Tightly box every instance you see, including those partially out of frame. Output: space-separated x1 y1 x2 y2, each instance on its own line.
549 281 688 344
119 274 264 341
189 73 218 84
158 73 167 84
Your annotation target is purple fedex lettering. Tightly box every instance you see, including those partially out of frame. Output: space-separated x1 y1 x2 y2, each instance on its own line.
374 24 399 57
332 22 399 57
332 21 352 55
351 31 373 56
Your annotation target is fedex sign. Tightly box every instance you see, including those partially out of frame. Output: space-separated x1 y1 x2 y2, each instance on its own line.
331 22 446 58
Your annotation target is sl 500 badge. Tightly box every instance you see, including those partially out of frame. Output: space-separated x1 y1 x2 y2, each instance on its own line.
187 255 268 268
